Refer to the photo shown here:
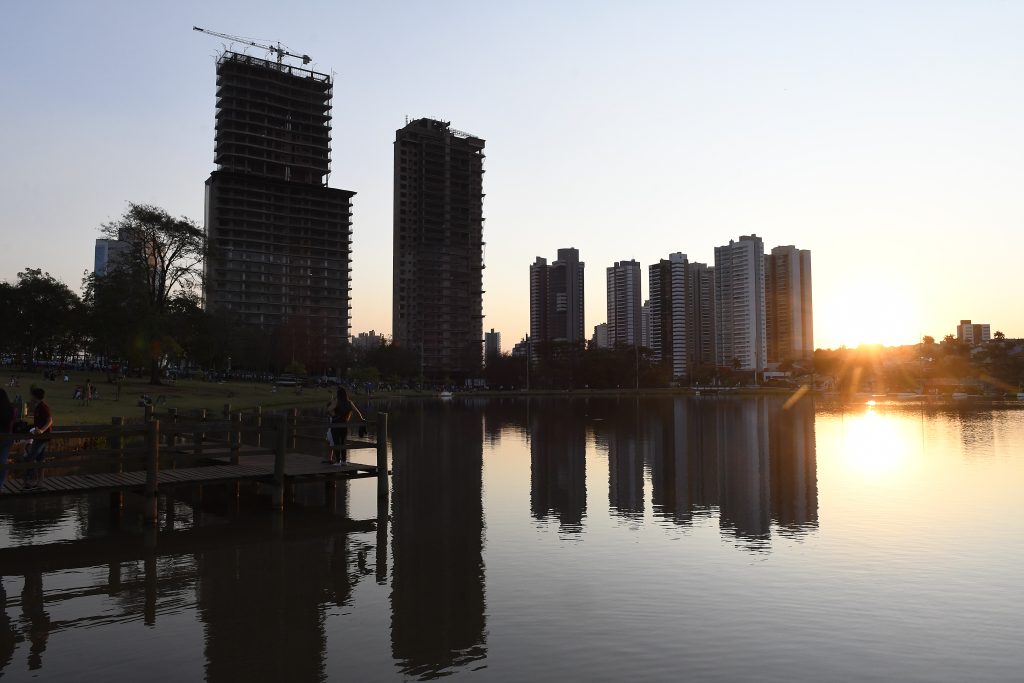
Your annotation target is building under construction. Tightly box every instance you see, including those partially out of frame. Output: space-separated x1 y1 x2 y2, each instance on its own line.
203 51 354 371
393 118 485 383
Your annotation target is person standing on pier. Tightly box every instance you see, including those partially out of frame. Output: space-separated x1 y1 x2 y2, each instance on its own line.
326 387 364 465
0 389 14 492
24 387 53 489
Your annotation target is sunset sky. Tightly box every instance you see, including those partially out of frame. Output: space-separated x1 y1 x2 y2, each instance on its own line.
3 1 1022 350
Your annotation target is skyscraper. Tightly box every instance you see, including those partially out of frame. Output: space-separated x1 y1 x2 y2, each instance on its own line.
714 235 766 372
484 328 501 361
765 245 813 363
606 260 642 347
686 262 716 370
648 253 688 379
529 248 585 359
203 51 354 371
393 118 485 382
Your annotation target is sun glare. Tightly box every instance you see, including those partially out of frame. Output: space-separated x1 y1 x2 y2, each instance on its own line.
819 281 921 348
835 408 915 479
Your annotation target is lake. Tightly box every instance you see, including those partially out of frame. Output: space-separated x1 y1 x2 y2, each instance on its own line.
1 396 1022 681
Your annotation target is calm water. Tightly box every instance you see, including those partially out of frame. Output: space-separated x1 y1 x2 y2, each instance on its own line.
1 397 1022 681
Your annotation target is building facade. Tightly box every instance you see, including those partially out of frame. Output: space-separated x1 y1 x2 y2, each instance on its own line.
484 329 501 361
393 118 485 382
956 320 991 346
94 237 131 278
648 253 688 379
765 245 813 363
714 235 767 372
606 260 643 347
686 262 716 370
203 51 354 371
591 323 609 349
530 248 584 360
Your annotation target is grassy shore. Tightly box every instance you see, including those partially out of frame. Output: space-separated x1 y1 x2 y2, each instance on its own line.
6 374 809 426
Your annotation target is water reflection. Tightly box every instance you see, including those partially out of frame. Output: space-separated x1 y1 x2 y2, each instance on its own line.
389 401 487 679
587 397 817 548
530 403 587 531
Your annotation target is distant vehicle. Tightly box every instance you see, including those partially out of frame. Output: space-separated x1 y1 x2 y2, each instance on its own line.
274 374 301 387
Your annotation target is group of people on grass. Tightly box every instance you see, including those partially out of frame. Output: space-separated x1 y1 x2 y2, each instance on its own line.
0 387 53 491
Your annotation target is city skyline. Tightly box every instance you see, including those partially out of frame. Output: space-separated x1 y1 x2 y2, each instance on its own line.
3 2 1023 351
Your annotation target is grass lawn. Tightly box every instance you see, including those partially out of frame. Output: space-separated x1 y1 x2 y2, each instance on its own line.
8 375 338 426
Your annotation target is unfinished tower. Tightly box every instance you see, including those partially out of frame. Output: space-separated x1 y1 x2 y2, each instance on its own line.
393 118 485 383
203 51 354 371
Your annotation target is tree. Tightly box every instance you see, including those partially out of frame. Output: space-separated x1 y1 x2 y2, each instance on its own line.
994 330 1006 340
2 269 82 363
100 204 206 384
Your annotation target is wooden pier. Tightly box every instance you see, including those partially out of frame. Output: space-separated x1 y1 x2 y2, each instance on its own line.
0 408 390 524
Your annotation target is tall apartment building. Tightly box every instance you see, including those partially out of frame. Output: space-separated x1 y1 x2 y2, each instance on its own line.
714 235 766 372
93 237 131 277
956 320 991 346
484 329 501 361
393 118 485 382
591 323 609 349
686 262 716 369
606 260 643 346
765 245 813 363
203 51 354 371
649 253 688 379
529 248 585 362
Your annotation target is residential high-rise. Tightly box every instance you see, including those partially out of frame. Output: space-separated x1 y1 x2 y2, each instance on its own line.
530 248 585 359
649 253 688 379
393 118 485 382
591 323 609 349
606 260 642 347
484 329 501 361
203 51 354 371
686 262 716 369
714 235 766 372
765 246 813 363
94 237 130 278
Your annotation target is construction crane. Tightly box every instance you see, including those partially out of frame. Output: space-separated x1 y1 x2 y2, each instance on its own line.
193 26 311 66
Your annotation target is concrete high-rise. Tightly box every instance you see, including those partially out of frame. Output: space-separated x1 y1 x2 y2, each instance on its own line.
648 253 688 379
606 260 642 347
765 246 813 363
203 51 354 371
530 248 585 358
484 329 501 361
686 262 716 369
393 118 485 382
714 235 766 372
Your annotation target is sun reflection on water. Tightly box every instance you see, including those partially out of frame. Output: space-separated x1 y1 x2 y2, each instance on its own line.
836 407 916 478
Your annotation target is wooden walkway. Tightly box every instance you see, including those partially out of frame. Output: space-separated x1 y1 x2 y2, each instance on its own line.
0 411 390 522
1 452 378 497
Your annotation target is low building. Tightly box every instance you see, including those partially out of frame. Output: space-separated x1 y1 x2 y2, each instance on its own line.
956 320 991 346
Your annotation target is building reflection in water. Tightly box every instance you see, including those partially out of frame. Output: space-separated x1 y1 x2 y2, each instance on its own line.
600 397 817 548
529 401 587 531
389 400 487 679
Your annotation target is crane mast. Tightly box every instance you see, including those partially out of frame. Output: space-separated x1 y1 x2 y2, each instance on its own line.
192 26 311 66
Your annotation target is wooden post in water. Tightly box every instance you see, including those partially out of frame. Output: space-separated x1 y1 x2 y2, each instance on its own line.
193 409 206 458
229 412 241 465
166 407 178 468
144 419 160 526
254 406 263 448
143 527 157 626
376 413 389 503
289 408 299 452
110 416 125 515
271 413 287 510
144 403 154 422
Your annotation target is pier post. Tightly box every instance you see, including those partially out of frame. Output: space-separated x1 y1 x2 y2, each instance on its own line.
144 419 160 526
110 416 125 515
376 413 389 503
166 407 178 468
144 403 154 422
289 408 299 452
230 412 241 465
193 409 206 458
254 406 263 448
272 413 287 510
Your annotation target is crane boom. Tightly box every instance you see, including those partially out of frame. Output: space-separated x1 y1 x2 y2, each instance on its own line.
193 26 311 66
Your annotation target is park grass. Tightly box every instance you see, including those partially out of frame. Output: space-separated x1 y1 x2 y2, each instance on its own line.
10 375 337 426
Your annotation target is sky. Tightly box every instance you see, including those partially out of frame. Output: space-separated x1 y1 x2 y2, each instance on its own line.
2 1 1022 350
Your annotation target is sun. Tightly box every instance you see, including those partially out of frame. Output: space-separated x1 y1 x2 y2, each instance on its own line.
817 280 921 348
